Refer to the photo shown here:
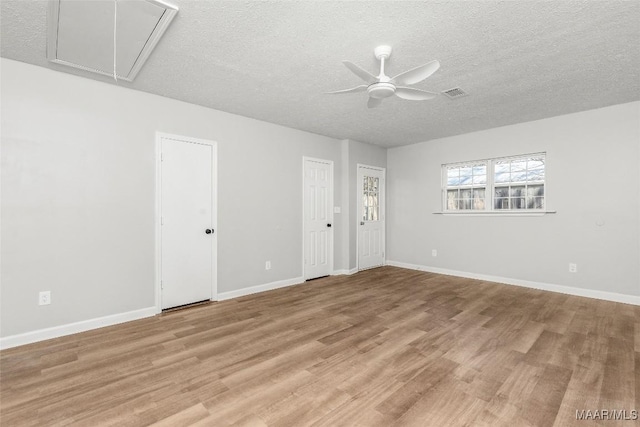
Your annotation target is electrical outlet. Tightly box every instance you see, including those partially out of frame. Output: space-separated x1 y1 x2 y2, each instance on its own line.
432 249 438 257
265 261 271 270
569 263 577 273
39 291 51 306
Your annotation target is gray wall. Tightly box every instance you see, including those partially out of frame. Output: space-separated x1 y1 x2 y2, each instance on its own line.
1 59 349 337
387 102 640 297
4 56 636 340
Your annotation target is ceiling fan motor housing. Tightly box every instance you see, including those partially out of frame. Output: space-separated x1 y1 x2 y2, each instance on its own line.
374 45 392 60
368 82 396 99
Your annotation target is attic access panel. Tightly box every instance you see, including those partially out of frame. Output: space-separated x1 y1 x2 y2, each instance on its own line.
47 0 178 82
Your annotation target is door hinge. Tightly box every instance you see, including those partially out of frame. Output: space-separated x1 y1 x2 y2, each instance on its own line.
161 217 164 226
160 280 163 290
160 152 164 162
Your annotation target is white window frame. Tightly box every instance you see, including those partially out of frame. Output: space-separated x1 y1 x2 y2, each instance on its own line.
441 152 550 215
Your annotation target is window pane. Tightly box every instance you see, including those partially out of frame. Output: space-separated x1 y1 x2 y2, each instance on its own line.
533 197 544 209
494 162 509 174
527 196 544 209
495 187 509 197
472 165 486 175
512 197 526 209
459 198 472 210
448 176 461 186
372 177 378 191
527 185 544 197
447 190 458 210
527 169 544 181
510 186 525 197
473 174 486 185
528 159 544 169
511 160 527 172
372 207 378 221
511 170 527 182
473 189 485 210
495 198 509 209
495 173 510 183
460 189 472 199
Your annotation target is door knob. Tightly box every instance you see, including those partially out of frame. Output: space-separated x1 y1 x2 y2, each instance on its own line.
360 221 365 225
327 224 332 228
205 229 213 234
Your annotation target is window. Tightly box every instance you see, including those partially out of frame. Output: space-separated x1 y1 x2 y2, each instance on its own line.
443 153 545 212
363 176 380 221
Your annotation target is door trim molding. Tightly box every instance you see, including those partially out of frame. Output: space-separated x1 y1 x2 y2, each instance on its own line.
302 157 334 280
155 132 218 313
356 164 386 271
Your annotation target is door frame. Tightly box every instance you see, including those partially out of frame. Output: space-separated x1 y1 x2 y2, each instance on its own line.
356 164 386 271
155 132 218 313
302 157 334 280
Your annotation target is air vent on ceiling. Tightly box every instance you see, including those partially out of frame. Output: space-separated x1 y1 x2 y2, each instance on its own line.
47 0 178 82
442 87 468 99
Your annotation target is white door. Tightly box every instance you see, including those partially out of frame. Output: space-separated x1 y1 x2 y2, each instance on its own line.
160 136 216 309
304 158 333 280
357 165 385 270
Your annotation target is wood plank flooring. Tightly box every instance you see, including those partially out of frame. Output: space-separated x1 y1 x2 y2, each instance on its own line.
1 267 638 426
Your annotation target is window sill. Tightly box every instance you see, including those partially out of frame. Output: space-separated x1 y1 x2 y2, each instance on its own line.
433 210 557 217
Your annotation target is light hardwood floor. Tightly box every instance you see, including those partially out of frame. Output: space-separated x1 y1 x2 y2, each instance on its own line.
1 267 638 426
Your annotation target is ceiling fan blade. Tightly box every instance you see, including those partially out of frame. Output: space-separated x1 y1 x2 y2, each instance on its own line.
326 85 368 94
343 61 377 84
367 97 383 108
391 60 440 85
395 87 439 101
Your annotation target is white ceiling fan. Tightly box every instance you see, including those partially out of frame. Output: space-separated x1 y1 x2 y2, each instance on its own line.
327 45 440 108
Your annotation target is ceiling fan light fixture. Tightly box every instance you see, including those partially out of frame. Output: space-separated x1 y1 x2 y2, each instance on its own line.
367 82 396 99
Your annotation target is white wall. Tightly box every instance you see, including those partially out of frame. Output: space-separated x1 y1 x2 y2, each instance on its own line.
1 58 351 338
387 102 640 299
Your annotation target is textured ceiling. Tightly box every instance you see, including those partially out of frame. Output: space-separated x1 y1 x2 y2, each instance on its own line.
2 0 639 147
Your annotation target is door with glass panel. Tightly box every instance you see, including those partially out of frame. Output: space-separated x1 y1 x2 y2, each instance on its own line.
357 165 385 270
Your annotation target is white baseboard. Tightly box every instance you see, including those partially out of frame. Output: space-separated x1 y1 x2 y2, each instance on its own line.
0 306 157 350
217 276 305 301
386 260 640 306
332 268 359 276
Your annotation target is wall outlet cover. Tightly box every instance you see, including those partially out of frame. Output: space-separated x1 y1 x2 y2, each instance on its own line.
39 291 51 306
